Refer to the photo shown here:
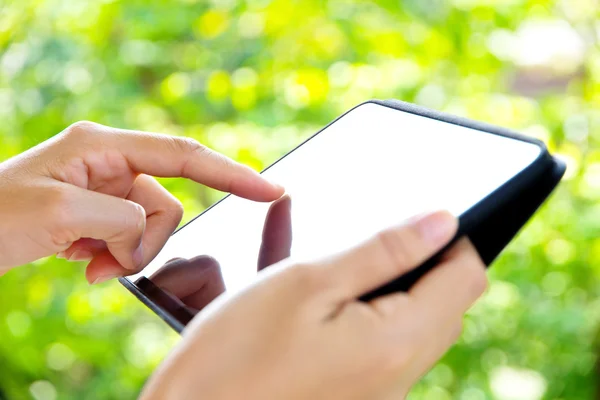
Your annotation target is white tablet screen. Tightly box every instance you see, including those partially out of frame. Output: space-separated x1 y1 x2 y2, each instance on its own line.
126 102 541 317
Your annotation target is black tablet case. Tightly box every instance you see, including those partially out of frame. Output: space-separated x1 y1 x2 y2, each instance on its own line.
120 99 566 330
359 99 566 301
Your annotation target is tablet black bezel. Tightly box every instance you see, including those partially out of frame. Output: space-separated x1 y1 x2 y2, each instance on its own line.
119 99 556 333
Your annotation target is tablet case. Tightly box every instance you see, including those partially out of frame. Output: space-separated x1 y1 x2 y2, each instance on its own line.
119 99 566 330
359 99 566 300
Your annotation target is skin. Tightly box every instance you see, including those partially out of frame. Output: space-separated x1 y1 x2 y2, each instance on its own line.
148 195 292 315
141 212 486 400
0 121 283 283
0 122 488 399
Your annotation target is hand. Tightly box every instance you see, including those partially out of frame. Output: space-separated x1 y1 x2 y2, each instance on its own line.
144 195 292 315
141 211 487 400
0 121 283 283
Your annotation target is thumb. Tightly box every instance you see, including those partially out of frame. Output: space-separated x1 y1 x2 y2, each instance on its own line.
319 210 458 302
56 185 147 271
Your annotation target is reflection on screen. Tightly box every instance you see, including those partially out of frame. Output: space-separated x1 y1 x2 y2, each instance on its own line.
127 102 541 319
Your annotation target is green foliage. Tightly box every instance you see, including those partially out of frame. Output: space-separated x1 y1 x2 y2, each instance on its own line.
0 0 599 398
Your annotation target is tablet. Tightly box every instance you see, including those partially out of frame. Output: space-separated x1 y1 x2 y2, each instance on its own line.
120 99 565 332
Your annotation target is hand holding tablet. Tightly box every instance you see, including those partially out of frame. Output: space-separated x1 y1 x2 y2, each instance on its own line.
140 211 487 400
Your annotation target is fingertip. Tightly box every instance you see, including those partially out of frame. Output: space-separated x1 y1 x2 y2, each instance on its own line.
248 169 285 200
85 252 128 285
271 182 286 196
262 178 285 200
107 243 144 272
238 178 285 202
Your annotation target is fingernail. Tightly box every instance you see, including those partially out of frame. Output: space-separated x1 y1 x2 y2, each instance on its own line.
132 243 144 269
68 250 93 262
90 274 119 285
413 211 458 244
56 252 66 260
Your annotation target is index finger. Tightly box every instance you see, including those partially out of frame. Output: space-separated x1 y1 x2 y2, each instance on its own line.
85 123 284 202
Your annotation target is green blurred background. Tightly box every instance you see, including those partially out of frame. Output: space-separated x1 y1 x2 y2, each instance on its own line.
0 0 599 398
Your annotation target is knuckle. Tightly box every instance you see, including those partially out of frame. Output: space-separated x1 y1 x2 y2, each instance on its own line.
373 227 414 271
175 136 205 154
179 136 230 169
46 186 78 245
62 121 99 141
47 186 72 219
372 294 412 319
173 137 211 177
